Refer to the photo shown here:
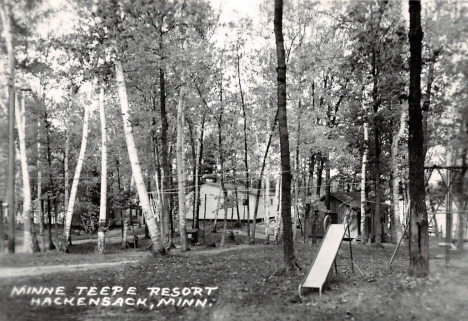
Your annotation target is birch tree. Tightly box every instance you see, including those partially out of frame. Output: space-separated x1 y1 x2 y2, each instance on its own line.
392 105 407 243
361 99 369 244
264 172 271 244
15 92 39 253
97 86 107 254
37 119 45 250
177 69 189 251
60 100 90 253
114 59 165 254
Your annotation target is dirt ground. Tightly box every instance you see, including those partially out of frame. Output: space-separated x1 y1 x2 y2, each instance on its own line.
0 225 467 321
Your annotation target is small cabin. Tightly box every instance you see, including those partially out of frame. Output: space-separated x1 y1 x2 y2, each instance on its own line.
186 182 276 222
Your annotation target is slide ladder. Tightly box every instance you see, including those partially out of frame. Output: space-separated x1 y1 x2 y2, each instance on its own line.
298 224 347 297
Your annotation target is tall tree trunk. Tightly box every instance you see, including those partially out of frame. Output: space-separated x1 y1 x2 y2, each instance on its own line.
372 71 382 244
369 0 388 244
251 109 278 243
232 165 241 225
392 106 406 243
316 157 324 196
45 117 55 251
195 116 205 229
16 92 39 253
361 105 369 243
0 0 16 253
456 148 466 252
116 160 126 249
293 178 299 241
122 208 129 248
37 120 45 250
218 120 229 248
446 148 453 246
374 127 382 244
97 86 107 254
60 103 90 253
0 202 4 252
422 49 439 158
150 95 162 236
274 176 280 242
54 198 58 242
304 153 315 243
177 74 189 251
159 29 172 249
265 173 271 244
293 104 301 242
115 59 164 254
47 198 54 250
187 118 197 228
64 91 71 236
274 0 295 272
236 42 251 242
64 131 69 245
152 171 162 235
408 0 429 277
274 176 283 243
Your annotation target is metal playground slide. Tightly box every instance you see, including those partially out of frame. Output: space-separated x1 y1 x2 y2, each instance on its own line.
298 224 346 297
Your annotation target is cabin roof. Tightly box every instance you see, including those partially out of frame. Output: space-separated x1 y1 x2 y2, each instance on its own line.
202 181 275 196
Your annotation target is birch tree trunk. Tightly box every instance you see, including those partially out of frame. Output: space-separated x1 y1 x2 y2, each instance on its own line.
265 173 271 244
293 178 298 241
153 172 162 229
274 176 282 243
192 126 200 228
37 120 45 251
293 104 302 242
177 77 189 251
122 209 129 248
361 111 369 243
64 128 69 242
422 50 440 158
97 86 107 254
16 92 39 253
63 86 73 224
392 107 406 244
115 59 164 254
60 103 90 253
195 116 205 229
16 92 31 251
45 116 55 251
